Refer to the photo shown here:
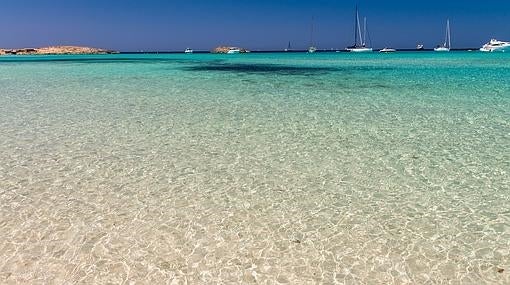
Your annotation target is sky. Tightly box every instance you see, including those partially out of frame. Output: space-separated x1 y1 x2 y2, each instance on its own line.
0 0 509 51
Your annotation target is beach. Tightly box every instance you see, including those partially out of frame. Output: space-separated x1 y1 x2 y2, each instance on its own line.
0 52 509 284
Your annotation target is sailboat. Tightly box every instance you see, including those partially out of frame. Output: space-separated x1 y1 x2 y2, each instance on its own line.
308 17 317 53
346 6 372 53
285 41 292 52
434 19 451 52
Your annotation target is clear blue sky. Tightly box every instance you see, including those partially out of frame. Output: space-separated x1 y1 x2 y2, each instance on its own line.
1 0 509 51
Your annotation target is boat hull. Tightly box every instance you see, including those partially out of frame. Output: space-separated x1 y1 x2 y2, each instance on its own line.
480 45 510 52
434 47 450 52
347 48 373 53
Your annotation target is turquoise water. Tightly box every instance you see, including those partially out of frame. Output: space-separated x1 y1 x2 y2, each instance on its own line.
0 52 509 284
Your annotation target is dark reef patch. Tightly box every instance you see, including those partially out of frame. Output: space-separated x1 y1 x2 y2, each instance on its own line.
184 62 394 76
183 63 337 75
0 57 395 77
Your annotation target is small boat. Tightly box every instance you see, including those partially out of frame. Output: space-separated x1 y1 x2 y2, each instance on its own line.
379 48 396 53
284 41 292 52
346 6 373 53
184 48 193 54
434 19 451 52
227 48 241 54
416 44 424 50
308 17 317 53
480 39 510 52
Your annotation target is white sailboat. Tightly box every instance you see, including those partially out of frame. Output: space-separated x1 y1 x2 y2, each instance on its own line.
346 6 372 53
434 19 451 52
285 41 292 52
308 17 317 53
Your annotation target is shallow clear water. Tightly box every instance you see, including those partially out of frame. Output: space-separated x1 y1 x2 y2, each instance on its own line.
0 52 509 284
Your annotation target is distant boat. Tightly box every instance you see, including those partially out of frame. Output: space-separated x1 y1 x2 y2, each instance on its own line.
285 41 292 52
227 48 241 54
480 39 510 52
346 6 373 52
184 48 193 54
417 44 424 50
379 48 396 53
308 17 317 53
434 19 451 52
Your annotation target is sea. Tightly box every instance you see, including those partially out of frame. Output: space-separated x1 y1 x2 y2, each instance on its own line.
0 52 509 284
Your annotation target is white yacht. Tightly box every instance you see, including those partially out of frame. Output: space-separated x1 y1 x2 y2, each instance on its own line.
346 6 373 53
480 39 510 52
184 48 193 54
379 48 396 53
227 48 241 54
434 19 451 52
416 44 424 50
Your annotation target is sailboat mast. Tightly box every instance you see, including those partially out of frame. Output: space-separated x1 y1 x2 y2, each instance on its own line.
447 19 451 48
357 9 363 47
363 17 367 46
443 19 448 47
354 6 358 46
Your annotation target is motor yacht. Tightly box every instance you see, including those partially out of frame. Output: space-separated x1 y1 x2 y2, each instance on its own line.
379 48 396 53
227 48 241 54
480 39 510 52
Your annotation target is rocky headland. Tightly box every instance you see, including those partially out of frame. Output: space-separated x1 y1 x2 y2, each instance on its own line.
0 46 117 55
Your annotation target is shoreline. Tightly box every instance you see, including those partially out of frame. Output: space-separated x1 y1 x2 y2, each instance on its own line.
120 48 481 54
1 47 483 56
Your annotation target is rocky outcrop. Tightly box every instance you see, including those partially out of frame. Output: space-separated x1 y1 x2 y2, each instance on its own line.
0 46 117 55
212 46 250 53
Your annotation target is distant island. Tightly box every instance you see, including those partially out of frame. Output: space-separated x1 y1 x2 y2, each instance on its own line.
0 46 118 55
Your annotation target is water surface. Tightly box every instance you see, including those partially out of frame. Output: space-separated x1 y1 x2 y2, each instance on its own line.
0 52 509 284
